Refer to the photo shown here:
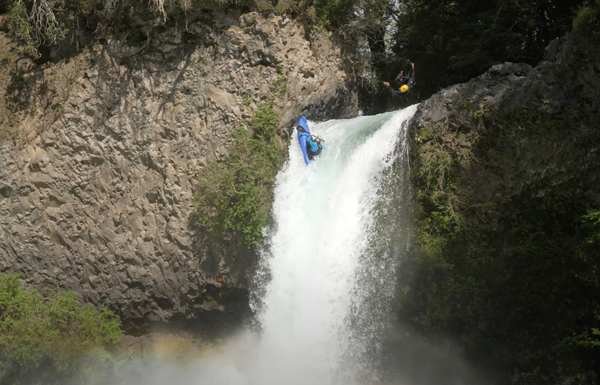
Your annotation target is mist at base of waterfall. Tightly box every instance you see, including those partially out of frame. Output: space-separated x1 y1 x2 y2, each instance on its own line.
50 329 490 385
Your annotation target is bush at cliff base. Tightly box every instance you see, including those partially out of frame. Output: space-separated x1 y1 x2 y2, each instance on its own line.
0 274 123 375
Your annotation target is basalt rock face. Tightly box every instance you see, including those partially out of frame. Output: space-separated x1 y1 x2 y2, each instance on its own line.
0 11 357 331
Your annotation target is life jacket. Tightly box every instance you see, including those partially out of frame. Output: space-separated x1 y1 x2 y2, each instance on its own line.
306 137 322 159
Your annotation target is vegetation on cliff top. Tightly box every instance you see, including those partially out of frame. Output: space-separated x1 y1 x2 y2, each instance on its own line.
0 274 122 381
390 0 586 102
1 0 588 113
574 0 600 40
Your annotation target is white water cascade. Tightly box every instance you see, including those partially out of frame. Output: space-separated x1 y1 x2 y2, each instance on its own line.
250 105 418 385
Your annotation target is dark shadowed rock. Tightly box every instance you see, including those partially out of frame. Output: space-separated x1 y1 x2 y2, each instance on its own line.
403 32 600 382
414 34 600 129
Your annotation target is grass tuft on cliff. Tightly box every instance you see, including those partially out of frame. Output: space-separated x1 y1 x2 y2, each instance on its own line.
194 103 285 248
574 0 600 40
0 274 123 378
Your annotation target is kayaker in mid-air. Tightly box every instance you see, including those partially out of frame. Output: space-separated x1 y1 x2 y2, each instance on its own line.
383 59 415 96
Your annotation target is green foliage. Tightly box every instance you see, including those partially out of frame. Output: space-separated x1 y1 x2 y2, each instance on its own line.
249 102 280 140
194 103 285 247
460 101 473 111
242 90 252 107
562 329 600 349
307 0 356 28
471 108 488 120
272 67 288 98
7 2 35 47
1 0 255 56
0 274 122 373
582 209 600 243
6 0 69 56
274 0 300 15
573 0 600 41
315 14 331 32
414 123 476 259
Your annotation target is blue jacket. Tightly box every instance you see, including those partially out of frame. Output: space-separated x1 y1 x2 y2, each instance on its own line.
297 116 319 165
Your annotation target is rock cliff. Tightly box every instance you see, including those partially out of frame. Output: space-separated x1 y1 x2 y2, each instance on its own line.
0 10 357 331
411 33 600 215
403 31 600 381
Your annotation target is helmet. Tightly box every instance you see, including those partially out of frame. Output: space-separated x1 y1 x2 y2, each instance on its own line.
400 84 409 93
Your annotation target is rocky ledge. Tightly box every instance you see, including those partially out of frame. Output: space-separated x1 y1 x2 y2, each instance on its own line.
410 33 600 203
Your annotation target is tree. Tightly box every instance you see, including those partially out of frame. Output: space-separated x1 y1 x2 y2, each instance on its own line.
392 0 586 99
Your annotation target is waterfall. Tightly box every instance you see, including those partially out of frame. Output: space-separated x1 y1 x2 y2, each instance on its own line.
105 107 418 385
251 106 418 385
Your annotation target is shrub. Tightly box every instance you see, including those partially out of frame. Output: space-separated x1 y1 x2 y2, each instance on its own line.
582 209 600 243
414 122 477 259
0 274 123 373
194 103 285 247
573 0 600 39
274 0 299 15
6 0 68 56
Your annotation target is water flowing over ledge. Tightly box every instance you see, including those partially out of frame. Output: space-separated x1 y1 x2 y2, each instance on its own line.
251 106 418 385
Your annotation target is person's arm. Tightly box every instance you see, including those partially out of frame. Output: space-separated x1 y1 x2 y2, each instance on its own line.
406 62 415 80
384 81 400 95
299 135 311 165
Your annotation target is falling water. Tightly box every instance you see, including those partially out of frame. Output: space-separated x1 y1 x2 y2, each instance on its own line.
72 105 484 385
251 106 418 385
